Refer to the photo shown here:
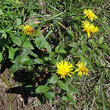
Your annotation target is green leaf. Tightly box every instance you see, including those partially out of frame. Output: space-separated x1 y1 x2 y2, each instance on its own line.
48 92 55 98
21 55 29 62
67 96 75 104
57 55 63 61
10 56 22 76
0 8 3 15
99 44 110 50
58 81 69 92
70 48 76 54
16 18 22 25
21 8 24 15
93 54 100 64
22 40 34 49
30 51 38 58
69 85 79 93
36 27 44 38
37 96 42 106
56 49 66 54
80 56 91 65
10 48 31 76
21 48 31 58
81 40 87 51
76 49 85 56
49 75 58 84
55 45 60 52
2 32 7 38
35 85 50 93
74 16 82 20
99 36 104 44
23 60 36 65
22 56 30 64
44 56 49 61
67 30 74 38
34 38 51 53
65 76 73 85
34 58 44 64
11 36 21 46
44 42 51 53
74 23 79 30
48 52 56 63
44 92 52 101
49 52 55 59
69 43 79 48
0 30 5 34
50 57 57 64
89 39 97 47
0 53 2 62
61 96 67 101
9 48 18 60
55 46 66 54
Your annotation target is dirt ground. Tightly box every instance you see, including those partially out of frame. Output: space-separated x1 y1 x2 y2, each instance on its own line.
0 69 54 110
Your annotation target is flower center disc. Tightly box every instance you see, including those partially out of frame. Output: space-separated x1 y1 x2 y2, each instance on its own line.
80 67 87 72
61 68 66 74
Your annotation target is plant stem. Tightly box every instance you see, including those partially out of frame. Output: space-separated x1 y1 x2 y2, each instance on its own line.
20 35 27 53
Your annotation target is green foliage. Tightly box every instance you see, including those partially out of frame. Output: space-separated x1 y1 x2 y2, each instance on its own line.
35 85 50 93
0 0 110 109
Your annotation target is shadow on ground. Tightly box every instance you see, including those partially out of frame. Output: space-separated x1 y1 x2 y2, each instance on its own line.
0 69 53 110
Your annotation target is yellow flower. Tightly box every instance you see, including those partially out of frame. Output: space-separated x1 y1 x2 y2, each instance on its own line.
74 61 88 76
91 26 99 33
22 25 35 36
56 60 73 78
82 20 91 37
82 20 98 37
83 9 97 22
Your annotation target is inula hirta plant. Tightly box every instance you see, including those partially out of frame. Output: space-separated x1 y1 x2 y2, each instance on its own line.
82 9 98 37
82 20 98 37
56 60 73 79
83 9 97 22
74 61 88 76
22 25 35 35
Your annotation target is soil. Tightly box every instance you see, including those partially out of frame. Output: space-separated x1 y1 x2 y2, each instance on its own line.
0 69 54 110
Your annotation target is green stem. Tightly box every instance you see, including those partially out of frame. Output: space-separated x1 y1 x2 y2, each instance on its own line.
20 35 27 53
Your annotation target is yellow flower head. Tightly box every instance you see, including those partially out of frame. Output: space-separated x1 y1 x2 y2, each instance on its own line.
22 25 35 36
56 60 73 78
90 26 99 33
83 9 97 22
82 20 92 37
74 61 88 76
82 20 98 37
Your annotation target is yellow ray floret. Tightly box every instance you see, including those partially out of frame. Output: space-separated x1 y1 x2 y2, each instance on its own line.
74 61 88 76
90 26 98 33
22 25 35 36
56 60 73 79
83 9 97 22
82 20 98 37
